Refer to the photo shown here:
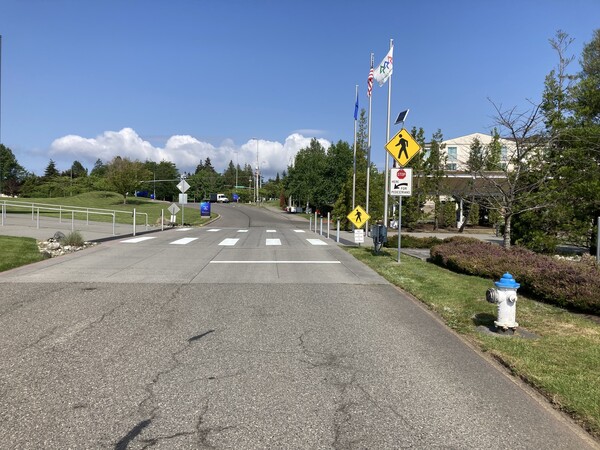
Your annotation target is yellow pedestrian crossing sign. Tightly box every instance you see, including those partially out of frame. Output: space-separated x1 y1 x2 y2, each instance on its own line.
347 205 370 228
385 128 422 167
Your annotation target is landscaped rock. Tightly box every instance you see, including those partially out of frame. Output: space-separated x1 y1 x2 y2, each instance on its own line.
37 239 97 258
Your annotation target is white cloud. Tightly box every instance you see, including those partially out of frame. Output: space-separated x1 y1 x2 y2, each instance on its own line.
50 128 331 179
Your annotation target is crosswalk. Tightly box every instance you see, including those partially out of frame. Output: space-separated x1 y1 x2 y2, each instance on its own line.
120 229 329 247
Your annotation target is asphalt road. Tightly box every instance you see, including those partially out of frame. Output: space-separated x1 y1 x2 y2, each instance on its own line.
0 203 596 449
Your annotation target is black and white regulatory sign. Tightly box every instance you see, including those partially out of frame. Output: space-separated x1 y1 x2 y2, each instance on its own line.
390 168 412 196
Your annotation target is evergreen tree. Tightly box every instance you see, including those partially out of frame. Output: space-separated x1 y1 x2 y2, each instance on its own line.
44 159 59 179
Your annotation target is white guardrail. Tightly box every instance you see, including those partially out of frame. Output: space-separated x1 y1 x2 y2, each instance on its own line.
0 200 149 236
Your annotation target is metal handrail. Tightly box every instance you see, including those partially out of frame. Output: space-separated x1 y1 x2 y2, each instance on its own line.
1 200 149 234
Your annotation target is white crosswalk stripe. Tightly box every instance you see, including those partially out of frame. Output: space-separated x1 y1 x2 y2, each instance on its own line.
237 229 248 233
219 238 239 246
307 239 327 246
176 228 192 232
294 230 305 233
266 239 281 246
207 229 221 232
170 238 198 245
266 229 277 233
121 237 156 243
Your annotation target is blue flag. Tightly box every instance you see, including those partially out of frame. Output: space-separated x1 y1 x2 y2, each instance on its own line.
354 92 359 120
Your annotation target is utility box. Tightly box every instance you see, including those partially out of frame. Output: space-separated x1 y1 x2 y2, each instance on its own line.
371 224 387 254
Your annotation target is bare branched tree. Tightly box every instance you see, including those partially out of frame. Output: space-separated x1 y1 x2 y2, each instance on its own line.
469 100 553 248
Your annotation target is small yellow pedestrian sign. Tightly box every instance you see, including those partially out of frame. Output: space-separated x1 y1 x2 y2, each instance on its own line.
385 128 422 167
347 205 370 229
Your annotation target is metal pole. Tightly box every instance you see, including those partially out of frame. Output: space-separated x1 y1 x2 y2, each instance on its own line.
320 217 323 236
86 209 89 225
336 220 340 243
36 208 39 229
352 84 358 212
133 208 136 236
161 209 164 231
327 212 331 239
397 196 402 263
366 52 374 236
597 217 600 263
314 211 317 232
181 204 184 226
383 39 393 228
309 215 312 232
1 203 4 226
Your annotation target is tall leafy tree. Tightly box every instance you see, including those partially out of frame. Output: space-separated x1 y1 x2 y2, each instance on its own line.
106 156 151 204
0 144 27 196
284 138 328 211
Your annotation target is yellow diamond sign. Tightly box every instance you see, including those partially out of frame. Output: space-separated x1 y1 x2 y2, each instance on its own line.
347 205 370 229
385 128 422 167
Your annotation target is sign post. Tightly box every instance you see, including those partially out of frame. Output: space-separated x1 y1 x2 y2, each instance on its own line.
385 128 422 168
177 178 190 225
347 206 370 244
385 128 421 263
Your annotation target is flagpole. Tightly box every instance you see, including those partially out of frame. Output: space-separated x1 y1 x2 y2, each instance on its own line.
352 84 358 213
366 53 373 235
383 39 393 228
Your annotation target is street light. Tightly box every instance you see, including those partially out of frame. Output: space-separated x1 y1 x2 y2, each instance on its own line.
253 138 260 202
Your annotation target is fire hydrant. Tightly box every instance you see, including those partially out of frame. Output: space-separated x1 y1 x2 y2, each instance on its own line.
486 273 520 331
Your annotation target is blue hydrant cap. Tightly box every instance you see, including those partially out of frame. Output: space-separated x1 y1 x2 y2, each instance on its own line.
495 272 520 289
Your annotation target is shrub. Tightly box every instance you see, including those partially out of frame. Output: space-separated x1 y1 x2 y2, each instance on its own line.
60 231 85 247
430 237 600 315
385 234 446 249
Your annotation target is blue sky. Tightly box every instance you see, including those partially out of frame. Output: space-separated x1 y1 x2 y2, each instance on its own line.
1 0 599 179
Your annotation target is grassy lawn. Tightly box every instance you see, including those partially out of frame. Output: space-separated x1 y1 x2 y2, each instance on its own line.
347 246 600 439
0 236 45 271
2 192 213 226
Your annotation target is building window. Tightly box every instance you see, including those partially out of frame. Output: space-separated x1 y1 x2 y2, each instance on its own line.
446 146 457 170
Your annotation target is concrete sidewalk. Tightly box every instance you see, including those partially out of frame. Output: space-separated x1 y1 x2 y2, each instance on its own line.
0 212 162 243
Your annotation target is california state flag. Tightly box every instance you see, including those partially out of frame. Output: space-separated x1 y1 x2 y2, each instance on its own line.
374 46 393 87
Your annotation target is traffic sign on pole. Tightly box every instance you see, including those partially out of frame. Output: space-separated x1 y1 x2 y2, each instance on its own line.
347 205 370 229
385 128 422 167
390 168 413 196
177 180 190 193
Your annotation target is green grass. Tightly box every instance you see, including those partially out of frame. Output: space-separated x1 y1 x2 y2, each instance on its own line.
347 246 600 438
0 236 45 271
2 192 214 226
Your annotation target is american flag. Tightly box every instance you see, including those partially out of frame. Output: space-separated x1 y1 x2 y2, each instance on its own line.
367 66 374 97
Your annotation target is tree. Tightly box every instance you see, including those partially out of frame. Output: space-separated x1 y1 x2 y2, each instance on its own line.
44 159 59 179
0 144 27 196
284 138 329 211
477 101 552 248
535 29 600 252
71 160 88 178
90 159 108 178
402 127 427 229
423 129 447 230
106 156 152 203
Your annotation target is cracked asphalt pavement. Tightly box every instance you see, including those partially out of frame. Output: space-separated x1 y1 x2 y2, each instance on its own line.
0 204 596 449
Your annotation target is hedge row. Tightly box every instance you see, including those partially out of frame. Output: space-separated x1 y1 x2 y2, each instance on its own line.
429 237 600 315
384 234 445 249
